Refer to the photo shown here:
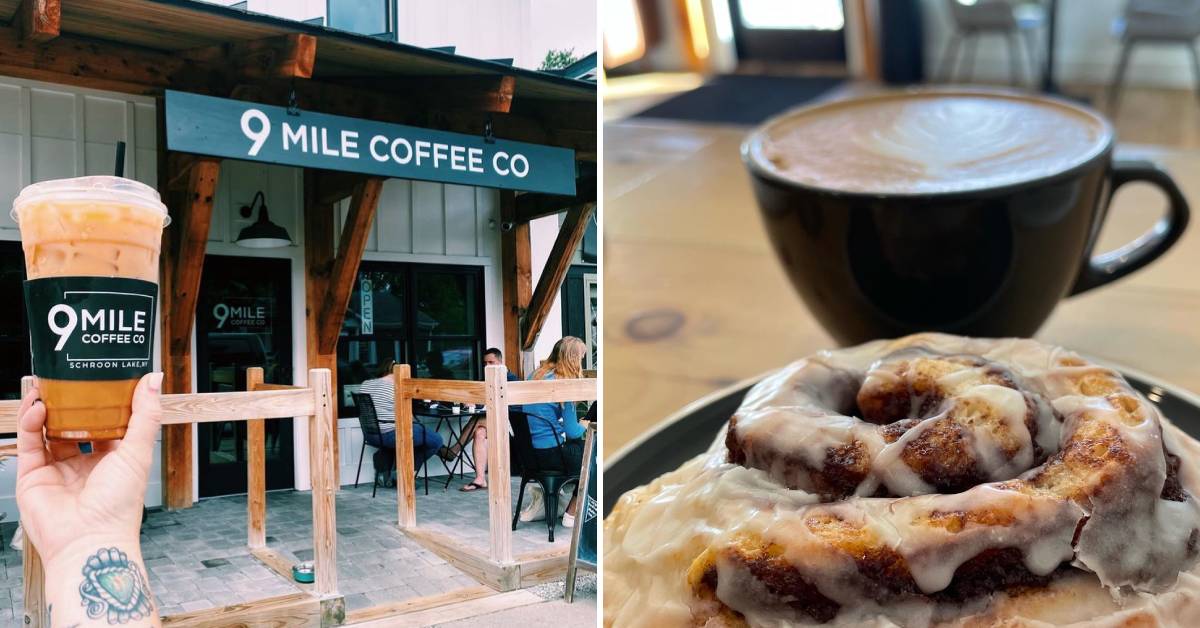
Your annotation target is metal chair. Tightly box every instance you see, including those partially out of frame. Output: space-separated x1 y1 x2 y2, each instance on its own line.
1109 0 1200 110
510 410 580 543
351 393 391 498
941 0 1044 85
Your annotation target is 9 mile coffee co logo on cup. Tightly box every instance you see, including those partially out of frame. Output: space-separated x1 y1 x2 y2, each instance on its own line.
25 277 157 380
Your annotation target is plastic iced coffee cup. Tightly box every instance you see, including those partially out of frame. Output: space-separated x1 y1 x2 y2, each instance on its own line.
13 176 169 441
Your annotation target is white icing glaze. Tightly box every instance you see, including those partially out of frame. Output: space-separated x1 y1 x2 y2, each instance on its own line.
604 334 1200 627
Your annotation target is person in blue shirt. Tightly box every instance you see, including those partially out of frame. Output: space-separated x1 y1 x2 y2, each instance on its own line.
441 347 520 492
519 337 588 528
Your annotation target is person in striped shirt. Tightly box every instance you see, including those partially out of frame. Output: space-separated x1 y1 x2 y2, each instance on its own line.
359 360 444 485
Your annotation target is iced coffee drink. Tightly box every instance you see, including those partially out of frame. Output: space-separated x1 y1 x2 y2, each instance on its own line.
13 176 168 441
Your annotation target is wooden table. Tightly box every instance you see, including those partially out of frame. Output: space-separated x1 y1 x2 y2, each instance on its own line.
603 116 1200 458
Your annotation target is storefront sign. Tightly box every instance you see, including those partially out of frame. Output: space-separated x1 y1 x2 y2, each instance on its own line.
212 298 273 333
165 90 577 195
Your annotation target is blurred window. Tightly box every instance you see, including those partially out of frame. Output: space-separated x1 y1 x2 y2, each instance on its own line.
738 0 845 30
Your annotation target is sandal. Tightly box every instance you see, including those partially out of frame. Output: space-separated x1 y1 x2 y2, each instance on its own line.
438 446 457 462
459 481 487 492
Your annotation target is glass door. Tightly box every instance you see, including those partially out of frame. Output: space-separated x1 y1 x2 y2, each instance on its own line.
728 0 847 63
195 255 294 497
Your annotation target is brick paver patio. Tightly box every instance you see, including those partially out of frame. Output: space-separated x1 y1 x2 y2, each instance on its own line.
0 473 576 618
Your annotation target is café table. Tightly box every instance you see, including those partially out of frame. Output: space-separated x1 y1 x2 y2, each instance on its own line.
603 112 1200 460
413 403 487 490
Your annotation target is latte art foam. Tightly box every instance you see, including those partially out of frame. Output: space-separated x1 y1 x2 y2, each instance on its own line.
752 92 1111 195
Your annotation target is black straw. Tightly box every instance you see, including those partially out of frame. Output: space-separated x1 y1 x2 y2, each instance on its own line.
114 141 126 177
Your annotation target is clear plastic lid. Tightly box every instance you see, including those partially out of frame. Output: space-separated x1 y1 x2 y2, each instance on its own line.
12 175 170 226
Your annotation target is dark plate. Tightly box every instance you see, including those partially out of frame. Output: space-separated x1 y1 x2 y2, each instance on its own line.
604 365 1200 516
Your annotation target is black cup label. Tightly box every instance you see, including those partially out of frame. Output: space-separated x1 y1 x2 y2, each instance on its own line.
24 277 157 381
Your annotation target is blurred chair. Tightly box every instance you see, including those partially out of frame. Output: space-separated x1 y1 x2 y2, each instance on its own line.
940 0 1044 85
1109 0 1200 109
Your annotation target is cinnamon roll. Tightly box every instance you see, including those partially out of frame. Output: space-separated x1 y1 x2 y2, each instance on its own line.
604 334 1200 627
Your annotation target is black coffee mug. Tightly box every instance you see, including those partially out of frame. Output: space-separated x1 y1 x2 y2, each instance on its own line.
742 93 1189 346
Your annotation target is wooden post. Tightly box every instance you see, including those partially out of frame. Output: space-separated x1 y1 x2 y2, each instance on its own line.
20 375 45 628
246 367 266 549
500 192 532 378
160 156 221 510
484 365 513 563
16 0 60 42
303 173 339 486
307 368 338 596
317 177 383 354
394 364 416 528
851 0 881 81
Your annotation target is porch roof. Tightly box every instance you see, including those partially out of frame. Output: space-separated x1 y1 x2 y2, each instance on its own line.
0 0 596 102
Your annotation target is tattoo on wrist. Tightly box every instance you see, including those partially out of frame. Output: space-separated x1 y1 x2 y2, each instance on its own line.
78 547 154 624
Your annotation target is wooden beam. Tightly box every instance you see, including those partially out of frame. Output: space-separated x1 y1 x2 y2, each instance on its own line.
303 172 340 485
0 388 317 432
308 368 338 597
521 203 595 350
317 177 383 354
505 378 597 405
0 27 594 156
246 367 267 550
15 0 59 43
514 176 596 223
404 527 519 591
400 379 487 405
343 586 495 625
161 155 220 511
161 593 320 627
251 547 313 594
166 158 220 358
0 25 205 94
484 366 513 563
851 0 881 81
499 192 531 378
394 364 417 528
183 33 317 80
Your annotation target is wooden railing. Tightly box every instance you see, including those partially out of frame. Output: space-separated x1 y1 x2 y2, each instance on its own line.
0 368 340 628
392 364 597 591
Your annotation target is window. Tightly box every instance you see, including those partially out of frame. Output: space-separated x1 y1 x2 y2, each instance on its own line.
327 0 393 37
562 264 599 371
737 0 844 30
0 242 30 410
337 262 485 417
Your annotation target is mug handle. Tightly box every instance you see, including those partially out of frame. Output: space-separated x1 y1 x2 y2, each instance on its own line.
1070 159 1190 295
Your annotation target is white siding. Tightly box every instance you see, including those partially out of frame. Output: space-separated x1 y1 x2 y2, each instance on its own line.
0 77 157 242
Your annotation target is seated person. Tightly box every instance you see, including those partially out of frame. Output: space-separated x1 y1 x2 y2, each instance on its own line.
443 347 519 492
359 360 444 486
519 337 588 527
